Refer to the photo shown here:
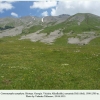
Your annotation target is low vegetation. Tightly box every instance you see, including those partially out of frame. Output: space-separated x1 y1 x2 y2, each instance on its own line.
0 26 14 30
0 13 100 89
40 22 66 35
22 25 43 35
0 35 100 89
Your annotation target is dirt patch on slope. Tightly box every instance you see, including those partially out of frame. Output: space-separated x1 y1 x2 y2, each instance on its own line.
20 29 63 44
0 26 23 38
40 30 63 44
68 32 98 45
20 29 46 42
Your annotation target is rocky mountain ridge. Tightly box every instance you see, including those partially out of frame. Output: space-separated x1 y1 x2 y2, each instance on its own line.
0 14 70 28
0 13 100 45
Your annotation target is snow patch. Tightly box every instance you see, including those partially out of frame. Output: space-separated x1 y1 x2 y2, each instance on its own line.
41 17 44 22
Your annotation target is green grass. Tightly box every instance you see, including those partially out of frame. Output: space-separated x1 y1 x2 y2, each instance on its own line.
40 22 66 35
0 35 100 89
0 13 100 89
22 25 43 35
63 13 100 34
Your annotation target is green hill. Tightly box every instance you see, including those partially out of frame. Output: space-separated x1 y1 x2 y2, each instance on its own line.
0 13 100 89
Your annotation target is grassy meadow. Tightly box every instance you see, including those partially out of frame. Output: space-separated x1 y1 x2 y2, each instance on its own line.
0 34 100 89
0 13 100 89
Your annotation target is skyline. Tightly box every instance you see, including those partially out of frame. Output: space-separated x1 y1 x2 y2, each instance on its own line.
0 1 100 18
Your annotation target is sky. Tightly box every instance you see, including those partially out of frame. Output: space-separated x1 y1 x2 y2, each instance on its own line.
0 0 100 18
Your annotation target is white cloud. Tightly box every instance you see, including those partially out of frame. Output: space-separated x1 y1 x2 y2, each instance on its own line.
51 1 100 16
0 1 14 13
51 8 56 16
30 1 57 9
11 12 18 17
41 11 48 16
6 1 16 3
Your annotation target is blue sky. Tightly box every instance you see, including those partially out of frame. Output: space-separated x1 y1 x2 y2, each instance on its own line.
0 1 56 17
0 1 100 18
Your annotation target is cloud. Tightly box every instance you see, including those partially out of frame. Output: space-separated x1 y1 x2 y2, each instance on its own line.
11 12 18 17
30 1 57 9
0 1 14 13
41 11 48 16
51 1 100 16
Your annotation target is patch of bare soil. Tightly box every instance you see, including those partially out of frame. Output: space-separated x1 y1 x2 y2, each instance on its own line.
20 29 63 44
68 32 99 45
0 26 23 38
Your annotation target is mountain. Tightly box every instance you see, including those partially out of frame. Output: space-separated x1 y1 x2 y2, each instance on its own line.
63 13 100 35
0 14 70 28
42 14 70 24
0 16 41 28
21 13 100 45
0 13 100 45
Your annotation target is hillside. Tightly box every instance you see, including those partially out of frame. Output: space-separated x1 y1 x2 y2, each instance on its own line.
0 13 100 89
19 13 100 45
